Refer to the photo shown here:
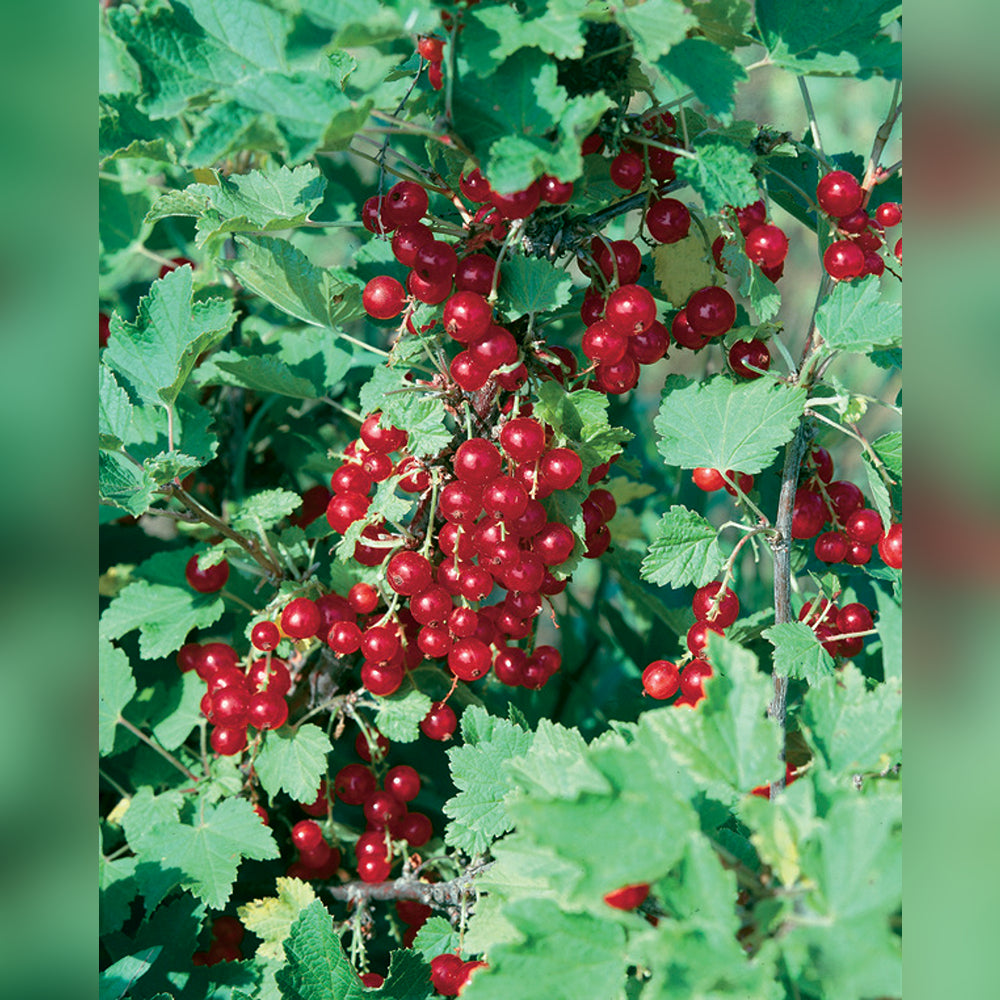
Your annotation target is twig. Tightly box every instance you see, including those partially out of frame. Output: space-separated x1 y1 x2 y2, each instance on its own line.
118 716 200 783
863 83 902 195
797 77 825 159
325 862 493 905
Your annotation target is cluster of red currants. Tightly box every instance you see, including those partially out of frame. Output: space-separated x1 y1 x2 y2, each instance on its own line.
792 445 902 569
798 595 877 660
192 915 244 966
429 952 488 996
816 170 902 280
177 641 291 755
417 34 446 90
640 582 739 706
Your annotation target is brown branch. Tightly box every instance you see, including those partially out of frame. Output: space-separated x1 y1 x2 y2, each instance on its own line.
325 863 492 907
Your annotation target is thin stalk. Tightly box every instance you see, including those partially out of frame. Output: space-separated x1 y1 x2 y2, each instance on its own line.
797 77 825 158
118 717 200 783
99 768 131 800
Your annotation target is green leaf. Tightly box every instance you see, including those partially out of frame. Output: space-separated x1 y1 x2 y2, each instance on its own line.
640 505 724 589
104 267 236 407
255 724 333 802
99 946 162 1000
654 374 806 474
99 365 134 450
862 453 893 537
444 710 534 854
100 175 155 256
503 719 610 801
99 581 224 660
873 584 902 679
358 366 452 459
660 38 747 119
335 477 414 561
231 489 303 532
644 638 784 802
616 0 697 63
872 431 902 477
463 0 589 67
195 351 319 398
460 899 626 1000
675 136 759 215
137 798 279 909
533 381 633 473
239 877 318 962
276 899 365 1000
756 0 902 78
815 276 902 354
229 235 364 331
692 0 753 48
722 241 781 321
99 449 158 516
185 0 291 71
151 671 206 752
99 639 136 756
801 663 901 774
373 687 433 743
99 845 138 936
762 621 835 684
411 916 461 963
371 949 433 1000
497 255 574 320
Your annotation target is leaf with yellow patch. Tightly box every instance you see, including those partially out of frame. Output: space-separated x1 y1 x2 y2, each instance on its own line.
238 877 317 961
651 219 722 307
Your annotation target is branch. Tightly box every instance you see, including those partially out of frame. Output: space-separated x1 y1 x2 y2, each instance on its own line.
325 863 492 906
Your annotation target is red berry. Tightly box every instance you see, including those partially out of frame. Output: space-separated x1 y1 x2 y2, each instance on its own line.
185 554 229 593
177 643 202 673
248 658 291 696
439 481 482 523
814 531 849 563
692 467 724 492
875 202 902 228
816 170 863 217
837 602 874 635
212 916 245 946
361 196 392 235
645 198 691 243
430 953 467 996
421 701 457 740
385 765 421 802
210 726 248 756
454 437 502 484
482 476 529 519
808 447 834 483
360 412 408 453
878 523 902 568
539 449 582 490
671 309 710 350
735 200 766 235
328 620 362 655
686 286 735 337
406 268 452 304
605 284 657 336
581 132 603 155
291 819 324 852
894 238 902 262
398 811 433 846
610 150 645 191
358 853 392 882
455 254 496 295
680 658 713 700
335 764 376 805
603 883 650 910
692 583 740 627
792 488 827 539
361 972 385 988
196 642 239 681
629 320 670 365
490 181 541 219
687 619 725 655
540 174 573 204
281 598 322 640
823 240 865 280
247 692 289 730
826 480 865 522
459 169 491 203
415 240 458 282
386 551 434 596
845 508 883 545
392 222 433 266
362 275 406 320
326 491 371 533
728 339 771 379
443 291 492 343
364 790 406 828
591 238 642 285
594 355 640 395
582 321 628 364
744 224 789 269
642 660 680 699
500 417 546 464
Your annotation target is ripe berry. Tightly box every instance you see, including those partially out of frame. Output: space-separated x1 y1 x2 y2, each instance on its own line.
326 492 370 533
592 238 643 285
605 284 657 336
212 916 245 946
398 811 433 846
196 642 239 681
482 476 529 519
645 198 691 243
177 643 202 673
420 701 457 740
500 417 546 464
687 620 725 655
212 686 250 726
385 765 421 802
823 240 865 280
335 764 376 805
680 658 713 700
845 508 883 545
364 790 405 828
603 883 650 910
358 853 392 882
792 488 827 539
540 174 573 204
247 692 289 730
328 620 362 654
386 551 433 596
248 658 291 696
407 269 452 304
814 531 849 563
291 819 324 852
361 412 408 453
430 954 467 996
251 621 281 652
692 583 740 627
362 276 406 320
415 240 458 282
539 449 582 490
671 309 710 350
837 602 874 635
878 523 902 568
744 224 789 269
392 223 433 266
594 356 640 395
582 321 628 364
361 196 392 235
361 973 385 988
686 286 735 337
692 467 724 492
459 168 491 202
281 598 322 640
532 522 576 566
490 180 542 220
383 180 429 227
808 447 834 483
728 339 771 379
642 660 680 699
735 200 766 235
455 254 496 295
826 480 865 522
875 202 902 228
210 726 248 756
443 291 492 343
439 481 482 523
454 437 503 485
844 541 872 565
610 150 645 191
816 170 863 217
185 555 229 593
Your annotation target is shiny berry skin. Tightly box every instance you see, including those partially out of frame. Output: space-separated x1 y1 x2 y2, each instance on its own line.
415 240 458 282
744 224 789 269
335 764 376 805
248 658 291 696
360 660 404 699
837 602 874 635
326 491 371 533
823 240 865 280
482 476 529 519
592 238 642 285
692 467 724 492
361 412 408 453
816 170 863 217
281 598 322 639
605 284 657 336
177 643 202 673
580 290 606 325
185 555 229 593
211 726 248 756
808 447 834 483
845 508 883 545
443 291 492 343
844 541 872 565
722 470 754 497
454 437 502 484
420 701 457 740
398 812 433 846
385 765 421 802
735 199 766 235
836 209 871 235
540 174 573 204
455 254 496 295
646 198 691 243
328 620 362 654
687 620 725 655
449 351 490 392
894 238 902 261
491 181 542 220
196 642 239 681
331 463 372 495
448 638 492 680
792 488 827 539
364 790 406 829
671 309 710 350
212 686 250 726
692 583 740 627
386 551 434 596
348 582 379 614
680 658 713 700
439 481 482 523
361 195 392 234
875 202 902 227
603 883 650 909
360 625 400 663
360 973 385 989
539 448 583 490
728 339 771 379
629 320 670 365
362 276 406 319
532 522 577 566
406 268 452 304
878 523 902 568
582 321 628 364
864 252 885 276
642 660 680 699
686 286 735 337
249 621 279 652
500 418 546 464
248 692 289 730
594 356 640 395
410 586 453 627
358 853 392 882
814 531 849 563
383 180 429 227
392 222 433 266
291 819 324 852
610 150 645 191
826 480 865 522
430 954 467 996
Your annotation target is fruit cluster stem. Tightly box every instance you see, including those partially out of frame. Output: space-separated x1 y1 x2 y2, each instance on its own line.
325 861 492 906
